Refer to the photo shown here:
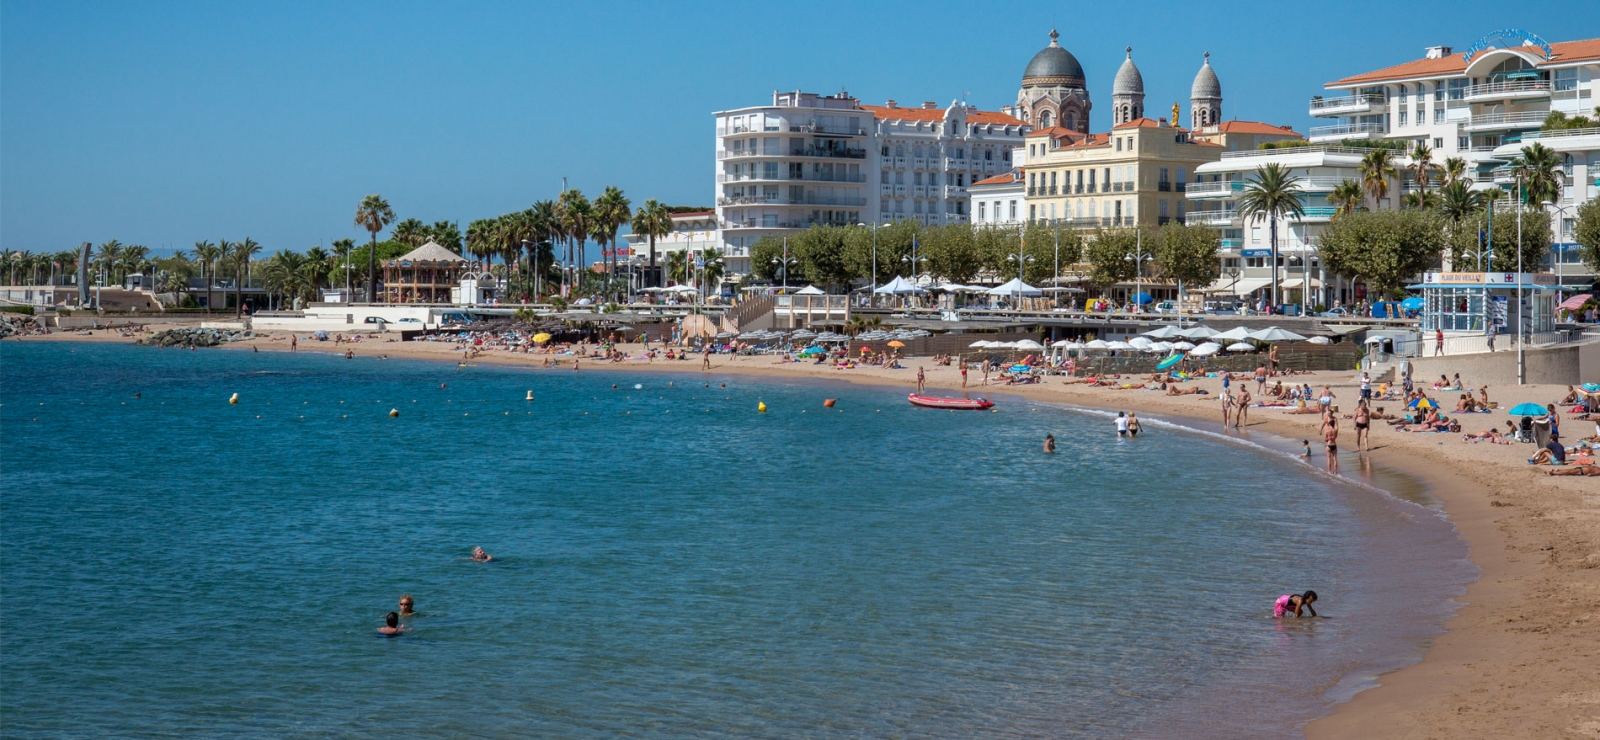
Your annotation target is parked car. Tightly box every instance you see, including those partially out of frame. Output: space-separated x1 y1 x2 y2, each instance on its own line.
395 317 422 325
1204 300 1244 314
362 316 387 325
1151 300 1178 314
1318 307 1349 318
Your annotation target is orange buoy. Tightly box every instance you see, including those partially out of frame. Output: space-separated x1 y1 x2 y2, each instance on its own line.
823 398 837 408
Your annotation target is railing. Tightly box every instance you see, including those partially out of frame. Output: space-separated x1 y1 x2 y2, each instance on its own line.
717 195 778 205
1463 80 1551 99
1221 144 1385 160
1520 126 1600 141
1185 209 1239 226
1186 180 1243 197
718 173 866 184
1308 123 1386 139
1465 111 1549 129
1158 181 1171 192
1292 207 1339 221
1220 238 1243 249
789 124 867 136
786 147 868 159
1308 93 1385 113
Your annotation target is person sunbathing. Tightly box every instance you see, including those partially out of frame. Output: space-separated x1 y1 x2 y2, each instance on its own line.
1547 462 1600 476
1285 400 1322 414
1455 394 1477 413
1166 385 1206 396
1463 428 1510 444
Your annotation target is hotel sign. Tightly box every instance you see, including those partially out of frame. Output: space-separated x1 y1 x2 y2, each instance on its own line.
1462 29 1552 63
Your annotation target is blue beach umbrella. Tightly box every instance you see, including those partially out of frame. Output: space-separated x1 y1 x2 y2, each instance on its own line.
1409 397 1436 410
1156 353 1184 371
1507 402 1546 416
1581 383 1600 394
1400 296 1424 310
1131 292 1153 305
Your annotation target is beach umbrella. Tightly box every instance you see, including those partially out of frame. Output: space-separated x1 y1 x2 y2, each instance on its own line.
1191 342 1222 357
887 340 906 348
1409 397 1436 410
969 340 993 348
1014 339 1045 350
1581 383 1600 393
1226 342 1256 352
986 278 1043 297
1131 292 1153 305
1105 341 1134 350
1507 402 1546 416
1246 326 1308 342
1400 296 1424 310
1141 325 1187 339
1178 325 1221 339
1171 340 1196 350
532 333 552 343
1306 336 1332 345
314 330 329 340
1156 354 1184 371
1083 339 1110 349
1049 339 1078 348
1127 336 1154 348
1211 326 1254 341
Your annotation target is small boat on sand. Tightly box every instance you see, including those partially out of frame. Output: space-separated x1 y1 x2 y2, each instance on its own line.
908 393 994 410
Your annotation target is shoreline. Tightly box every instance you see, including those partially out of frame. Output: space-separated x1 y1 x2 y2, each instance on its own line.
22 330 1600 736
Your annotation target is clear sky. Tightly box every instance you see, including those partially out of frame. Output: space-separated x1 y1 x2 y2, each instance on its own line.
3 1 1596 258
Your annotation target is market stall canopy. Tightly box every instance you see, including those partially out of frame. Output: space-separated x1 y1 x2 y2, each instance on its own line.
1400 296 1425 310
1246 327 1308 342
795 285 826 295
986 278 1042 297
874 276 925 295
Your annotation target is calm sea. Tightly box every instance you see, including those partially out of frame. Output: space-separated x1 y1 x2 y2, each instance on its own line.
0 342 1473 738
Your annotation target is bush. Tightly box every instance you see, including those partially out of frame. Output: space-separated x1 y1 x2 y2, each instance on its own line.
548 296 568 312
1 305 35 315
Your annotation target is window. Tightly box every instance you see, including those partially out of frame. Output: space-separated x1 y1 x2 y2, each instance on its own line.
1116 138 1123 151
914 173 923 186
1434 137 1443 149
1177 167 1187 184
929 173 939 187
915 200 923 214
1050 171 1057 191
1251 227 1262 243
1009 200 1017 220
1398 85 1408 102
1160 200 1169 217
1554 68 1578 92
763 137 778 154
895 199 905 213
1399 111 1408 127
895 171 904 185
979 202 986 220
1434 108 1445 124
955 202 965 215
1458 135 1470 150
880 168 889 183
1177 201 1185 218
881 199 889 213
1434 85 1444 102
1448 79 1468 100
1030 204 1037 220
1050 203 1057 219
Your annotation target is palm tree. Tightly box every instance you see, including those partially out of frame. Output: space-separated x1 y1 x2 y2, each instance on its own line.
631 199 672 288
303 246 332 300
1402 190 1440 210
354 194 395 302
391 218 427 247
1441 156 1470 187
1408 141 1436 199
1329 179 1364 216
664 250 688 284
1359 149 1397 208
1512 142 1564 206
701 248 726 290
191 240 222 312
330 238 355 304
94 240 122 286
231 238 262 317
1238 163 1305 307
1439 181 1482 222
591 186 631 298
558 189 591 297
118 244 149 284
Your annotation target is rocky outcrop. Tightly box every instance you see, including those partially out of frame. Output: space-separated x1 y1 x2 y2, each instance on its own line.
0 312 46 338
136 327 252 348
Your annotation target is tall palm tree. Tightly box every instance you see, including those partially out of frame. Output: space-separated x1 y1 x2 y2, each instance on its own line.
14 251 36 285
558 189 590 297
1439 181 1482 222
591 186 631 297
1512 142 1564 206
664 250 689 285
630 199 672 288
330 238 355 303
94 240 122 286
1358 148 1396 209
1329 179 1364 216
303 246 332 301
1441 156 1470 186
191 241 222 312
1402 190 1440 210
354 194 395 302
51 250 77 286
1408 141 1436 199
231 238 262 317
118 244 149 284
1237 163 1305 307
391 218 427 247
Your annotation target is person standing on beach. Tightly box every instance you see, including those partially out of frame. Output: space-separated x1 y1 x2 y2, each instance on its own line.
291 335 297 352
960 362 968 388
1322 413 1339 453
1268 345 1280 376
701 346 712 371
1235 388 1251 428
1359 372 1371 401
1254 364 1267 395
1220 392 1234 428
1354 400 1371 451
981 359 991 386
916 366 926 394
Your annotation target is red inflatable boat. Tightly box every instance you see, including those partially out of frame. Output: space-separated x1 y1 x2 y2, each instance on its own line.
908 393 995 410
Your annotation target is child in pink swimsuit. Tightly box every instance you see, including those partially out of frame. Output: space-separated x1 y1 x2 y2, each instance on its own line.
1274 591 1319 618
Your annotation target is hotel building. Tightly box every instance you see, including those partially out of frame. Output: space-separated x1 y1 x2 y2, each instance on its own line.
713 91 1028 266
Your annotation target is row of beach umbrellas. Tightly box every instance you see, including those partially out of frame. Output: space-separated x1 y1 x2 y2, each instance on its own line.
1140 325 1315 343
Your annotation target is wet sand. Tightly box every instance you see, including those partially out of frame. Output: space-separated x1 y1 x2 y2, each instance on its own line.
26 328 1600 737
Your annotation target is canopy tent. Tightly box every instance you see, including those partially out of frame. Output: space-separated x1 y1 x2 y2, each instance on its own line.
1278 277 1323 290
1246 327 1308 342
1040 286 1086 293
986 278 1043 297
873 276 925 295
1197 276 1273 296
795 285 826 295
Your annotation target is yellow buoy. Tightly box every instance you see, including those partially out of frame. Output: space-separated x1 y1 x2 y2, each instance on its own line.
229 393 239 405
389 408 399 417
525 391 534 401
758 402 768 413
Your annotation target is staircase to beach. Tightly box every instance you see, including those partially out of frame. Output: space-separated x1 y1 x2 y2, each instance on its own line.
720 294 775 334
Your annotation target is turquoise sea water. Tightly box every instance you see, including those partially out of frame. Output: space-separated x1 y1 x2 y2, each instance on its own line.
1 342 1472 738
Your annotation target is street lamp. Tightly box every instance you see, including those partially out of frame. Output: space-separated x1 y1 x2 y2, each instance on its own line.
772 237 798 293
1541 200 1570 307
857 221 891 307
1124 226 1154 312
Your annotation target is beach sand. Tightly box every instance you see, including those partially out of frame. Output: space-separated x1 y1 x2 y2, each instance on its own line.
23 328 1600 737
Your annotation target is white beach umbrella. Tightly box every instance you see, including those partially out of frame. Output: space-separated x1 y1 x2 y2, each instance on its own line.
1246 327 1308 342
969 340 993 348
1141 325 1186 339
1178 325 1221 339
1191 341 1223 357
1105 341 1135 350
1127 336 1154 348
1226 342 1257 352
1050 339 1079 348
1306 335 1332 345
1171 340 1196 350
1211 326 1255 341
1084 339 1110 349
1152 341 1175 352
1014 339 1045 350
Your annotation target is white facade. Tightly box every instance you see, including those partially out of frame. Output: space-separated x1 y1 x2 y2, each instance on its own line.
713 91 1028 261
968 168 1026 227
619 211 733 276
1490 127 1600 286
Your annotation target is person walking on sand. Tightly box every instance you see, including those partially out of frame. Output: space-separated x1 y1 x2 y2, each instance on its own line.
960 361 968 388
1235 388 1251 428
916 366 926 394
701 346 712 371
1354 399 1371 451
1434 328 1444 356
1268 345 1280 376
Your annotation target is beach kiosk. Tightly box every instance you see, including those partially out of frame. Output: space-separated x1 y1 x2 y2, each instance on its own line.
1416 272 1558 351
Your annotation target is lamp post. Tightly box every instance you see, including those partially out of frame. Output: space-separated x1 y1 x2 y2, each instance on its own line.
1542 200 1570 308
1125 226 1153 313
772 237 797 293
1516 173 1524 385
857 221 890 307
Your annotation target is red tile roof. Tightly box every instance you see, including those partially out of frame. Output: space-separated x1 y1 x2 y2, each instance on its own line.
972 172 1021 186
1111 117 1187 131
863 105 1026 126
1025 125 1075 138
1330 37 1600 85
1207 120 1300 136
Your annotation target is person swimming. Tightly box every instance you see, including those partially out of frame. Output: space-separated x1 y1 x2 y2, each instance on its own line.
471 546 493 562
398 595 415 616
1273 590 1319 618
1043 434 1056 453
378 611 405 636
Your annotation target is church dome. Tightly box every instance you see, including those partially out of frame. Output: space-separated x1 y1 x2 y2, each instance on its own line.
1191 52 1222 99
1023 29 1086 84
1112 47 1144 95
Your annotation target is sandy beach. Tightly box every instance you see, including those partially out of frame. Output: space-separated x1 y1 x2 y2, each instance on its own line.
25 328 1600 737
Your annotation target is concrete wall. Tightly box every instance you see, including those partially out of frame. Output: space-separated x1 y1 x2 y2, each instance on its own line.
1409 338 1598 385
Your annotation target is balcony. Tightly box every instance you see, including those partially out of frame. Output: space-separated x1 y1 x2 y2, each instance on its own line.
804 196 867 207
912 157 928 169
1307 122 1386 142
717 195 779 206
1463 111 1548 132
1308 93 1385 117
879 184 894 195
1220 238 1243 250
1296 176 1350 192
788 124 867 136
892 156 907 168
1185 209 1240 226
1463 80 1552 102
717 149 767 160
1185 180 1244 199
1292 207 1339 222
913 185 927 197
1158 181 1171 192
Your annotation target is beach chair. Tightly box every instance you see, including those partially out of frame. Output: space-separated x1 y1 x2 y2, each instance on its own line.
1514 417 1535 444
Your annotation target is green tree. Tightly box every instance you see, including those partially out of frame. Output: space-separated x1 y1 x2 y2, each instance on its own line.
1083 228 1142 288
428 220 463 251
1438 181 1482 223
793 225 853 288
391 218 427 247
749 236 783 281
921 223 985 284
1319 210 1442 298
1441 156 1470 186
1511 142 1564 207
329 238 356 302
355 195 395 302
629 199 673 288
1403 190 1440 210
1154 223 1221 300
1358 148 1396 207
591 186 631 297
1330 179 1364 216
1408 141 1435 196
1574 198 1600 275
191 240 222 312
230 238 262 316
1238 163 1305 305
1444 206 1552 273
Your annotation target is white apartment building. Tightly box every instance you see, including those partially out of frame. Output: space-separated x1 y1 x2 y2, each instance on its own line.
713 91 1028 259
618 210 737 279
969 168 1026 226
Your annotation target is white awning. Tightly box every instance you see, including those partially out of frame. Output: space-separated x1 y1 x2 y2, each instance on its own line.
1198 277 1273 296
1279 278 1323 290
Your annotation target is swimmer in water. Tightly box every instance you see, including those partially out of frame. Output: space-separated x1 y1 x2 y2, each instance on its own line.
378 611 406 636
471 546 493 563
1302 440 1311 457
1273 590 1318 618
1043 434 1056 453
398 595 415 616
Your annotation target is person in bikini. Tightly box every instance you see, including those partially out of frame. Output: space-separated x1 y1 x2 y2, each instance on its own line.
1274 591 1318 618
1322 412 1339 453
1353 399 1372 451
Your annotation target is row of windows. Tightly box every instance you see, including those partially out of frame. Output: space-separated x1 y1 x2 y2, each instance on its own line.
881 144 997 159
882 199 967 215
977 200 1020 222
878 171 975 186
1028 166 1188 192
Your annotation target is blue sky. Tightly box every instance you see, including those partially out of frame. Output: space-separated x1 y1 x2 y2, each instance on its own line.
3 1 1596 258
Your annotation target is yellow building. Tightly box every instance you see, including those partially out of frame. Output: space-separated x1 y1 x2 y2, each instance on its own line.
1021 118 1223 228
